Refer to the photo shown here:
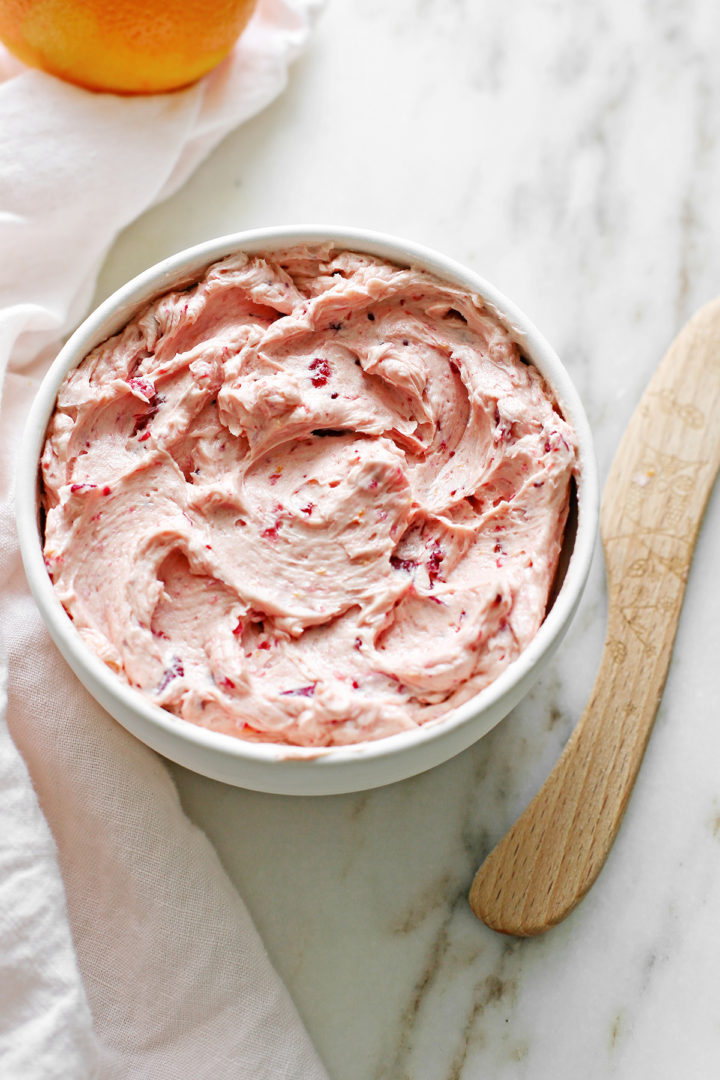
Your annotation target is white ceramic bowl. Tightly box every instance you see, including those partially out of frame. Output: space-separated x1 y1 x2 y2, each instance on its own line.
16 226 598 795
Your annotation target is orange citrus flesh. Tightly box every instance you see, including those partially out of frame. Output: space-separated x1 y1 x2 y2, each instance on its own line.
0 0 257 94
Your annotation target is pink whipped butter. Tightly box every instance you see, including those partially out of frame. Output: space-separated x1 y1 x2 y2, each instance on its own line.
41 246 577 747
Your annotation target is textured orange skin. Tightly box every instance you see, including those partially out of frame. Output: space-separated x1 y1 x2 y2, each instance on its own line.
0 0 257 94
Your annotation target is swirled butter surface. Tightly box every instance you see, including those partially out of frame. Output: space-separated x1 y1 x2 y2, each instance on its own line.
41 247 577 746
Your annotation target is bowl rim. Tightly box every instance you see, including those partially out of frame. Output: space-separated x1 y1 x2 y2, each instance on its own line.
15 224 599 777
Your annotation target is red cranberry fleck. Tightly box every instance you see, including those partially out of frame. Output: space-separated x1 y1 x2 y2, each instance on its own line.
354 638 362 650
427 545 444 583
232 619 243 636
309 357 332 387
300 503 315 516
269 471 281 485
158 656 184 692
352 679 360 689
128 376 156 402
258 641 271 650
261 524 280 541
391 555 418 573
220 677 236 690
280 684 316 697
102 486 111 496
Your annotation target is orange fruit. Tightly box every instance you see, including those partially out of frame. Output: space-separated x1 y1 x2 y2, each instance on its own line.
0 0 257 94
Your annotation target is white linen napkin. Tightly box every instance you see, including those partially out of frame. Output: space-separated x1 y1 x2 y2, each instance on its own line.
0 3 330 1077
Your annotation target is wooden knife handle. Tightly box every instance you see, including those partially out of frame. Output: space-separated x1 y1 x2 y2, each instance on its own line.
469 297 720 936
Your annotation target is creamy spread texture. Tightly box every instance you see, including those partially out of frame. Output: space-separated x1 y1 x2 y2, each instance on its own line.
41 246 577 746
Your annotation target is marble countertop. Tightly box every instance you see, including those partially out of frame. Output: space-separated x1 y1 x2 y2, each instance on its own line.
91 2 720 1076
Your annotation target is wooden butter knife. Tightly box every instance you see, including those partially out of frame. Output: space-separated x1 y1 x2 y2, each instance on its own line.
469 297 720 936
